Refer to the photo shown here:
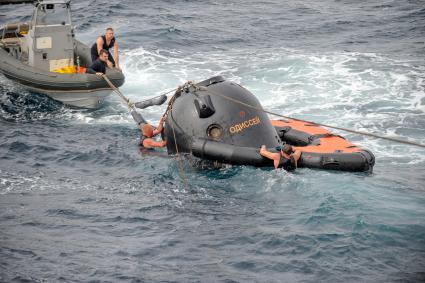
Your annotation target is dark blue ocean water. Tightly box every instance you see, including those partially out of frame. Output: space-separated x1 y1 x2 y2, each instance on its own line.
1 0 425 282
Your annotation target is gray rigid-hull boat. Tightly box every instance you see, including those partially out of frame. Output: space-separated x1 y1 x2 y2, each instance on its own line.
0 0 125 108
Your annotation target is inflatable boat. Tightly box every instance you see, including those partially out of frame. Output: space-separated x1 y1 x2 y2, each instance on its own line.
0 0 124 108
162 76 375 172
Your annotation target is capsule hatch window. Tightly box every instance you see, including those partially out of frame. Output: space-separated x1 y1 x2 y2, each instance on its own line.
35 3 71 26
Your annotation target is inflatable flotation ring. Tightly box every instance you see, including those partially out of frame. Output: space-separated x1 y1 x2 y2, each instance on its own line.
272 119 375 172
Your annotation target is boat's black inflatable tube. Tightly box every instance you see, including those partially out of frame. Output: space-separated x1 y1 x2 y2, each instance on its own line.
299 150 375 172
130 110 147 125
192 138 375 171
191 138 272 166
134 94 167 109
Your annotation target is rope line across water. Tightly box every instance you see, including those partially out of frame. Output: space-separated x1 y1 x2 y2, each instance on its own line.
190 83 425 149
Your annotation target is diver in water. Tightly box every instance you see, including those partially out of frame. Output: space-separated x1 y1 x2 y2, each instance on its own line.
91 27 120 69
260 144 302 171
131 110 167 149
139 119 167 148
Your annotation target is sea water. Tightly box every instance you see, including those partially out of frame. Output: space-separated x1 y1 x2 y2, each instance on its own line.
1 0 424 282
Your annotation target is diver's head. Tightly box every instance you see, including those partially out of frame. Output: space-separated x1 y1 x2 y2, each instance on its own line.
282 144 294 155
141 123 154 138
276 144 294 155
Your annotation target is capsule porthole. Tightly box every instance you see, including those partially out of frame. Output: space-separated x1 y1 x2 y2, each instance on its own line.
207 124 223 141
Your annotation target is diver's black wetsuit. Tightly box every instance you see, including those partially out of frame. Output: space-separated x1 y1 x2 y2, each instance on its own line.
91 35 116 66
139 133 149 148
130 110 151 148
277 155 296 171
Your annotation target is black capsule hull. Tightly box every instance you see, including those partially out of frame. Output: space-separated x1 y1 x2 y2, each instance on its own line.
162 76 375 172
164 76 281 154
191 138 272 167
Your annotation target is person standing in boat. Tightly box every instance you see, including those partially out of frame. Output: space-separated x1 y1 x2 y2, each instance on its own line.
260 144 302 171
86 49 109 76
91 27 120 69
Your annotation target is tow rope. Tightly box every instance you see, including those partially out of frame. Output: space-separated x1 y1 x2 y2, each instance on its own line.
173 81 425 149
102 74 135 110
102 74 174 111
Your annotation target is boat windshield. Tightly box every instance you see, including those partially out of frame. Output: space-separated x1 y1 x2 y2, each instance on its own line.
35 3 70 26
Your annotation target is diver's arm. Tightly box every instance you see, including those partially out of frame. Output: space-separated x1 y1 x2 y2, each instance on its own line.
153 116 166 136
259 145 279 160
291 149 302 168
260 145 281 168
143 139 167 148
113 41 120 68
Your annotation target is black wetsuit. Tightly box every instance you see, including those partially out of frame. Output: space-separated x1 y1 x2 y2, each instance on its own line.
277 154 296 171
130 111 158 149
138 121 156 149
91 35 116 66
139 134 150 149
86 58 107 74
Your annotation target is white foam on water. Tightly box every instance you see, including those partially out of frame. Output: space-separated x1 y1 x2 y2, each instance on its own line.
0 169 99 194
0 169 47 194
118 48 425 162
68 108 134 125
40 46 424 162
